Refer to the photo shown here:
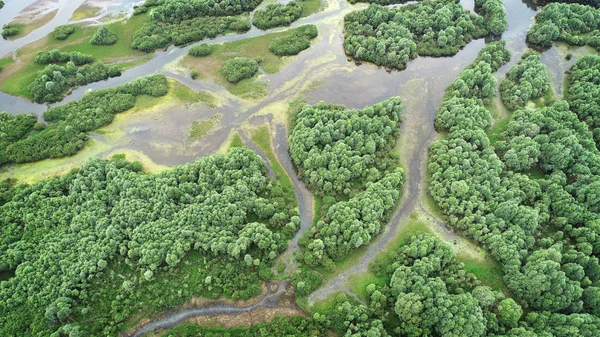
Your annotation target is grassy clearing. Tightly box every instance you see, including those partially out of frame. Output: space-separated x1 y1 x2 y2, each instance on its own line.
0 14 151 99
308 291 360 314
182 26 315 100
457 253 507 293
300 0 323 17
0 57 14 72
486 118 509 145
70 4 101 21
249 124 296 205
170 80 219 108
188 114 222 139
229 132 245 149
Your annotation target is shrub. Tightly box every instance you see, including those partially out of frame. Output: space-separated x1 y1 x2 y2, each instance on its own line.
2 24 20 38
189 43 215 57
90 26 118 45
252 1 303 30
269 25 318 56
53 25 76 40
220 57 259 83
190 69 200 79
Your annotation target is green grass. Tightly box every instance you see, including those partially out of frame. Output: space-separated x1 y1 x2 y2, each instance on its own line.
249 125 297 206
229 132 245 149
70 5 101 21
486 118 509 145
300 0 323 17
457 254 507 293
188 114 222 139
0 57 14 72
312 195 322 226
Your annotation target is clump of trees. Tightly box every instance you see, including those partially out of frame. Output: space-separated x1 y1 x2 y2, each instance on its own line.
269 24 318 56
2 23 20 38
35 49 95 65
189 43 215 57
52 25 76 40
220 57 259 83
317 234 524 337
567 54 600 146
90 26 118 45
343 0 507 70
0 147 299 336
2 75 168 166
28 61 122 103
528 3 600 48
289 97 405 267
252 1 303 30
500 52 550 111
131 0 262 52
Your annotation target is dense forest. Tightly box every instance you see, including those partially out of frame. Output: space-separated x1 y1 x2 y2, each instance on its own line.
289 98 405 274
343 0 506 70
528 3 600 49
131 0 263 52
1 75 168 166
567 54 600 146
0 148 298 336
500 52 550 111
429 39 600 335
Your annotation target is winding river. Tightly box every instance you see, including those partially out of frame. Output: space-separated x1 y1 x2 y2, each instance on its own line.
0 0 579 335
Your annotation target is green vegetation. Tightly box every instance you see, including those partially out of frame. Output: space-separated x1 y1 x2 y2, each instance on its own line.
252 1 303 30
0 148 299 336
35 49 95 65
1 74 168 166
269 24 318 56
500 52 550 111
188 114 221 139
221 57 260 83
131 0 262 52
1 23 22 38
189 43 215 57
52 25 76 40
90 26 118 45
160 317 324 336
429 38 600 336
567 54 600 146
343 0 507 70
0 14 150 99
29 60 121 103
290 98 405 268
249 125 296 204
528 3 600 49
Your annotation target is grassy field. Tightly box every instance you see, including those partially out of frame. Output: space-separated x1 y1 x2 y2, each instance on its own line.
249 124 296 205
0 14 151 99
188 114 222 139
300 0 323 17
181 26 316 100
70 4 101 21
457 253 507 292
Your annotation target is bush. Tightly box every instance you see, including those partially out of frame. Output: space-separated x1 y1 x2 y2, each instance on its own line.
35 49 95 66
220 57 259 83
90 26 118 45
500 52 550 111
28 61 122 103
2 24 20 38
52 25 76 40
189 43 215 57
269 25 318 56
252 1 303 30
190 69 200 79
